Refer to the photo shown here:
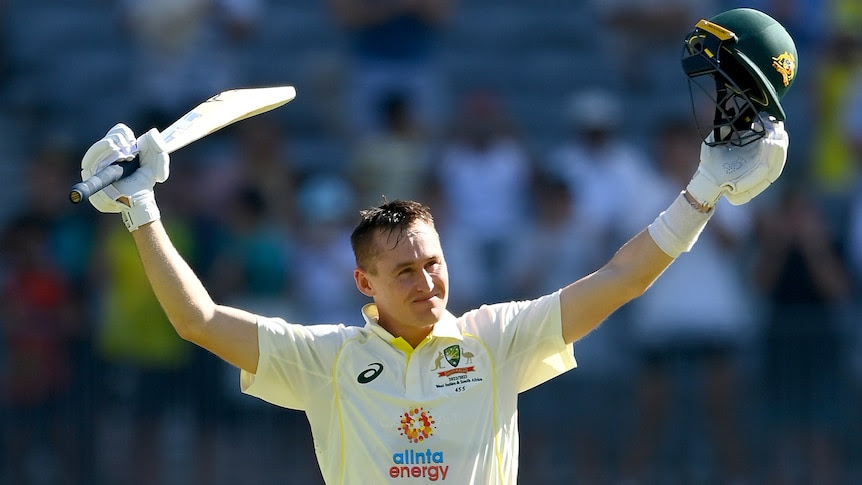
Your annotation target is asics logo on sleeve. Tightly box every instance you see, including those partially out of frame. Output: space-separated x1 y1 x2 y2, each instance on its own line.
357 362 384 384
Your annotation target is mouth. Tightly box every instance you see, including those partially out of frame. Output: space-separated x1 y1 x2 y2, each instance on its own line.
413 294 441 304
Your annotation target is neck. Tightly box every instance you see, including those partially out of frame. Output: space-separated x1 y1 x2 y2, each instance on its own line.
379 320 434 349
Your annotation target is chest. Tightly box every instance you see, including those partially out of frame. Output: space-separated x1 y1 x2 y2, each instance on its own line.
337 339 492 403
319 338 513 483
331 338 507 458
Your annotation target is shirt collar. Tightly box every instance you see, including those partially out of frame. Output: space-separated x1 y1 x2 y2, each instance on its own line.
361 303 463 343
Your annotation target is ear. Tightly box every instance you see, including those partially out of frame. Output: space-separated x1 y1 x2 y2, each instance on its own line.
354 268 375 297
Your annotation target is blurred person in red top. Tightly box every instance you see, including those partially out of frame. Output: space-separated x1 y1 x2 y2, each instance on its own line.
1 215 82 483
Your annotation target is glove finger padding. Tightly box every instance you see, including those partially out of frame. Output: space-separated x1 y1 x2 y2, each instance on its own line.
80 124 136 177
80 123 138 213
764 122 789 183
137 128 169 183
725 178 771 205
693 117 789 207
102 128 170 197
727 159 771 193
727 120 788 204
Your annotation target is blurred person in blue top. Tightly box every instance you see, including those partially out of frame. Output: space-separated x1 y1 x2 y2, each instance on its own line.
121 0 261 129
328 0 456 138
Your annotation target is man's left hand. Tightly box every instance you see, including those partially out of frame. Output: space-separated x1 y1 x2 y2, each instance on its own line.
687 117 789 207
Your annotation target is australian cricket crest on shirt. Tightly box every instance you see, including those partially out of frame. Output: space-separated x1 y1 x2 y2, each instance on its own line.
431 344 482 389
443 345 460 367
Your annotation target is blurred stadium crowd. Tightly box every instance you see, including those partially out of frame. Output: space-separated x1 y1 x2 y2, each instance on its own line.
1 0 862 484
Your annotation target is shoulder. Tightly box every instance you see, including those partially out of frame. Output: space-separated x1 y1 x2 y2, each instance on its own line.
258 317 372 346
457 292 562 332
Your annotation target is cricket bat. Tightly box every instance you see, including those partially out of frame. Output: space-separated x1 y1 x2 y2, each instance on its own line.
69 85 297 203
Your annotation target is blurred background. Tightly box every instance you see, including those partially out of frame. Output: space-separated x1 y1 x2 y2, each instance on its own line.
1 0 861 483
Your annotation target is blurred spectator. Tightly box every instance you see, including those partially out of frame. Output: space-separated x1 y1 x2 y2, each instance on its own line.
347 90 434 207
1 215 83 484
806 6 862 197
120 0 261 129
510 172 624 484
846 67 862 281
94 216 195 484
546 88 660 253
752 183 852 485
4 139 100 483
434 90 534 308
24 140 99 285
508 173 603 298
328 0 455 138
0 0 7 88
591 0 713 95
195 116 299 226
207 184 296 317
620 119 756 483
291 172 366 325
184 183 296 484
841 68 862 472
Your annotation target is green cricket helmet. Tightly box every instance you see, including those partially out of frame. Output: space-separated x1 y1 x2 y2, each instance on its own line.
682 8 798 146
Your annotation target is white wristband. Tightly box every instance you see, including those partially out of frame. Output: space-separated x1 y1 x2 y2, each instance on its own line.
121 190 160 232
647 192 713 258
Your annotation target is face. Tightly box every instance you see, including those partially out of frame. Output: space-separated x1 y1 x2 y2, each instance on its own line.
354 221 449 343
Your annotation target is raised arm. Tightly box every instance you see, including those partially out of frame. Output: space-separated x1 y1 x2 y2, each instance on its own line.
131 220 261 373
80 124 261 373
560 227 674 344
560 118 789 344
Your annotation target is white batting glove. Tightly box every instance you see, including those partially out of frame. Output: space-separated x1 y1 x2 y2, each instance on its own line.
80 123 170 231
686 118 789 208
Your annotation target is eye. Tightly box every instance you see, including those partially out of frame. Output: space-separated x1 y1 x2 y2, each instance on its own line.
396 267 414 278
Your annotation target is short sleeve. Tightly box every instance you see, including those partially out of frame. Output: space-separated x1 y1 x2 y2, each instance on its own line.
464 291 577 393
240 317 350 410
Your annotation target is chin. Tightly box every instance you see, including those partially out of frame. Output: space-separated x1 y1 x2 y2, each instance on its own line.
429 299 448 320
414 298 445 323
428 307 444 321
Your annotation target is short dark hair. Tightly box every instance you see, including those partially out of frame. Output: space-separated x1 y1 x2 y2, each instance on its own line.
350 199 436 273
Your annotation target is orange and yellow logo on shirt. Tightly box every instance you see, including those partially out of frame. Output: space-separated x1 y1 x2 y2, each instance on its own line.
397 407 435 443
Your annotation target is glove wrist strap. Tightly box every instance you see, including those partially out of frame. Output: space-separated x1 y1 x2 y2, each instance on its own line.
648 192 714 258
121 191 160 232
686 170 723 210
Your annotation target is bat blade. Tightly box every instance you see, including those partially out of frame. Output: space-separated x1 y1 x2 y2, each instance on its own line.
160 85 296 153
69 85 296 204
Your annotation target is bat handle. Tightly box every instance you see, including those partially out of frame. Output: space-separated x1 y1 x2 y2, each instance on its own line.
69 157 141 204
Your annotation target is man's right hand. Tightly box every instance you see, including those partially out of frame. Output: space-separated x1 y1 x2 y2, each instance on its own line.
80 123 170 231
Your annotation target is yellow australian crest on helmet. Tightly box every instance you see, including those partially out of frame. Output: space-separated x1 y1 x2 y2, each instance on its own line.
772 51 796 87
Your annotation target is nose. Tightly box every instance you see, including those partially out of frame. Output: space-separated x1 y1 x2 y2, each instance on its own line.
417 268 434 292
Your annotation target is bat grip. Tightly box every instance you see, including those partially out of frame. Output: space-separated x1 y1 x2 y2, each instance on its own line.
69 158 140 203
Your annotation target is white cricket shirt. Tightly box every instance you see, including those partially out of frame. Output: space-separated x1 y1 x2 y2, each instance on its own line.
241 290 576 484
